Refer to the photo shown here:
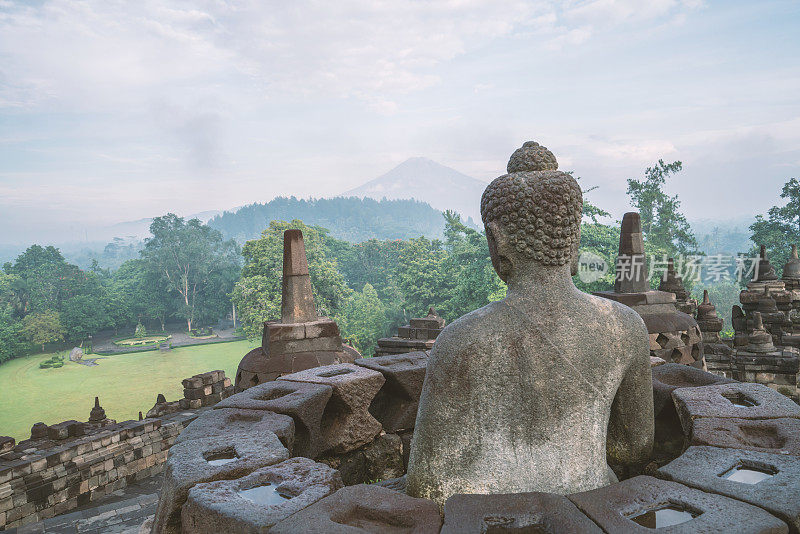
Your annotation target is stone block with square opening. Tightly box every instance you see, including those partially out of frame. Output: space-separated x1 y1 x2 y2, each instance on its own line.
269 484 441 534
278 363 385 454
441 491 602 534
354 351 428 433
151 431 289 534
175 407 295 453
568 475 788 533
652 364 737 418
181 457 343 533
672 382 800 437
215 381 333 458
659 446 800 533
689 417 800 456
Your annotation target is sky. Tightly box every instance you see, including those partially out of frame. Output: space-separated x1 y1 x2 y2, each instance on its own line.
1 0 799 244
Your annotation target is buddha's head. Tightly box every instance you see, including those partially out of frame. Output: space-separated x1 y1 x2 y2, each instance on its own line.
480 141 582 283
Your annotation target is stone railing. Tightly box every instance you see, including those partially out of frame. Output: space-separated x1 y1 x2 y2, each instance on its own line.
0 369 237 531
0 412 198 530
147 353 800 533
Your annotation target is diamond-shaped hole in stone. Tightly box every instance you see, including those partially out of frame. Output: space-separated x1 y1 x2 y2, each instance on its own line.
722 392 758 408
238 482 293 505
204 447 238 466
739 424 786 449
720 462 777 484
255 388 292 401
318 368 354 378
656 333 670 348
628 502 700 529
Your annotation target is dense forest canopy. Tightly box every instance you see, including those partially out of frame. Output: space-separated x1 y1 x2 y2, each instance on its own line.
2 163 799 363
208 196 454 243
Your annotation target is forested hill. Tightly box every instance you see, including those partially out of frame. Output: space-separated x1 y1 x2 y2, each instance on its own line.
208 196 457 243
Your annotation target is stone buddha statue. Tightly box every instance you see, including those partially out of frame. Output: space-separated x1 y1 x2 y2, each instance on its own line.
406 141 654 508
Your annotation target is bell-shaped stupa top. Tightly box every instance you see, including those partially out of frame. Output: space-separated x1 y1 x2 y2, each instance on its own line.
746 311 775 353
89 396 107 423
754 245 778 282
783 245 800 280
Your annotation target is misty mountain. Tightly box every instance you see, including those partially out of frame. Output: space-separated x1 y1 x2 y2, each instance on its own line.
209 197 448 243
342 157 487 223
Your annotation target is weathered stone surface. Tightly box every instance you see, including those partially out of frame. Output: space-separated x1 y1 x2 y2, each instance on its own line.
279 363 384 454
407 144 654 509
270 484 442 534
181 457 343 533
659 446 800 533
442 492 603 534
215 380 332 458
672 382 800 436
652 363 736 417
374 474 407 493
354 351 427 432
176 408 295 453
689 417 800 456
0 436 14 454
568 475 788 533
318 433 404 486
151 432 289 534
68 347 83 362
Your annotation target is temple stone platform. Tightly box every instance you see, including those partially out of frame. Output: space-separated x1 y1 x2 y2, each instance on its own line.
374 308 444 356
134 352 798 533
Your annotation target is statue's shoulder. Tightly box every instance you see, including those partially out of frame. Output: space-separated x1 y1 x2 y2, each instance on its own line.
432 300 506 352
579 292 648 336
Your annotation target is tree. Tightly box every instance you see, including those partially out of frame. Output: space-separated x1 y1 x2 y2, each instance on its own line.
335 283 386 356
749 177 800 276
397 236 452 319
141 214 240 331
626 160 699 257
61 295 109 342
3 245 82 313
440 211 506 318
22 310 65 351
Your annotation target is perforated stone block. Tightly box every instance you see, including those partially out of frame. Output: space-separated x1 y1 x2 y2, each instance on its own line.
270 484 441 534
652 363 736 417
181 457 343 533
175 408 295 453
689 417 800 456
659 446 800 533
151 431 288 534
442 492 602 534
568 475 787 533
355 351 427 432
671 382 800 436
215 380 332 458
279 363 385 454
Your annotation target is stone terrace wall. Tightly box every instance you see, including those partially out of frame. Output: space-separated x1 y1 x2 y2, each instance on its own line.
0 411 198 531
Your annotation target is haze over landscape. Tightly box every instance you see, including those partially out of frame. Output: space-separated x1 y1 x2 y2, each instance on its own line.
1 0 799 247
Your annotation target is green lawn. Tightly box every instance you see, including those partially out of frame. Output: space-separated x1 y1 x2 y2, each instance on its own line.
0 340 257 441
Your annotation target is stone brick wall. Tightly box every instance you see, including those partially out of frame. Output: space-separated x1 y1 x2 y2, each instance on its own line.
0 411 198 530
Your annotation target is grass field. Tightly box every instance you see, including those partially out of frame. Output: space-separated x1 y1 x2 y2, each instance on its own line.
0 340 257 441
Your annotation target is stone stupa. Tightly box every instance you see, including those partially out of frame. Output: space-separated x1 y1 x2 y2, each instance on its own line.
235 230 358 390
595 213 704 368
